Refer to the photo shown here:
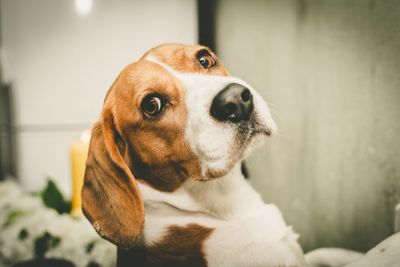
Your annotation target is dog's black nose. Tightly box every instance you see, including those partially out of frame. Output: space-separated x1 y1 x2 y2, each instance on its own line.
210 83 254 123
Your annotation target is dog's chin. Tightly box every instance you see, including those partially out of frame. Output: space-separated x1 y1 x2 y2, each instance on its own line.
193 162 233 181
242 128 270 158
194 128 270 182
190 155 237 182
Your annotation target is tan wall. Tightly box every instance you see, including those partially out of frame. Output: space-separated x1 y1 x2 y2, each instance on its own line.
216 0 400 252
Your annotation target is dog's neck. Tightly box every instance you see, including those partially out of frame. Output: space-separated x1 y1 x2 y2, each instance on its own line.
138 162 264 219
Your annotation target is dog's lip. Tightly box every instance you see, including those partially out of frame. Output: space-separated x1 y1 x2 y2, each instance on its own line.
262 128 272 136
250 125 272 137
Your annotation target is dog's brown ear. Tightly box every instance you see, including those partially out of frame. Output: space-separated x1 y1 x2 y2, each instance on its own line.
82 108 144 249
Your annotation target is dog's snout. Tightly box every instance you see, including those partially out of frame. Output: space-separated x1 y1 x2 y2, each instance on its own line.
210 83 254 123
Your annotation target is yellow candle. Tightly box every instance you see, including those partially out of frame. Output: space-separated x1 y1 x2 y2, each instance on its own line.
70 129 91 217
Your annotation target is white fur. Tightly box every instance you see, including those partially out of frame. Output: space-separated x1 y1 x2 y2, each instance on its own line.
140 56 304 266
138 164 305 267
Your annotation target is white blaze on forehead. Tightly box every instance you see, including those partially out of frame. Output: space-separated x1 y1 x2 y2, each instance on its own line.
144 55 276 178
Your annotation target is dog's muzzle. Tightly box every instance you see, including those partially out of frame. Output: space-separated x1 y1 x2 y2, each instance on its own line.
210 83 254 123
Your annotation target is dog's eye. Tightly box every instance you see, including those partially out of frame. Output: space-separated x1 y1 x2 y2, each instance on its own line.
198 53 216 69
141 95 164 117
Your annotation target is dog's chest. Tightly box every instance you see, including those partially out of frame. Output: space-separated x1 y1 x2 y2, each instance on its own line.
137 173 305 267
140 201 303 267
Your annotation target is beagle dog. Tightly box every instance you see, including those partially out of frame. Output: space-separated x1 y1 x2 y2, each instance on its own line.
82 43 306 267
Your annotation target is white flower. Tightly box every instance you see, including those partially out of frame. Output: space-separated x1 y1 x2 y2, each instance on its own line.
0 181 116 267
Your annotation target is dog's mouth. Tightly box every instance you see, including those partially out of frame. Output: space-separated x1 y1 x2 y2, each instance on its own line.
237 117 272 144
196 118 273 181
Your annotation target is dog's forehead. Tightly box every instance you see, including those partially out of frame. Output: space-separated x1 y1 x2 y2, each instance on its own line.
141 43 229 76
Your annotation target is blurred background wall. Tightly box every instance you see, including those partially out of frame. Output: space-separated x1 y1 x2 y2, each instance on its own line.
0 0 197 194
215 0 400 252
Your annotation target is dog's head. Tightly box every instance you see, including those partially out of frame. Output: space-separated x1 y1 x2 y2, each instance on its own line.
82 43 276 248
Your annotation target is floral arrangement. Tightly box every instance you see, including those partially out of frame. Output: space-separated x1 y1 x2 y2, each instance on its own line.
0 180 116 267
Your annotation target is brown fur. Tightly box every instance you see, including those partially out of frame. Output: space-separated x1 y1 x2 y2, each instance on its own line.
117 224 214 267
82 119 144 249
146 224 214 267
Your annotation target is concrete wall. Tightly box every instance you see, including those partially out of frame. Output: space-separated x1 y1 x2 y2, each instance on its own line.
216 0 400 252
1 0 197 195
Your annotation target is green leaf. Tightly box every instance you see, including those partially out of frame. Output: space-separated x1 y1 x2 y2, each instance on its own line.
40 179 71 214
85 240 98 254
3 209 28 228
34 231 62 258
86 262 101 267
18 228 29 240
